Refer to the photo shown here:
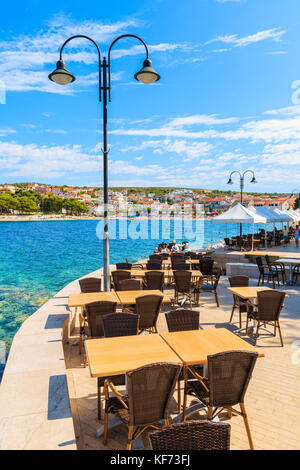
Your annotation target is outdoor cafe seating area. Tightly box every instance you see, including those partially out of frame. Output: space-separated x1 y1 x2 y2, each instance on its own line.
64 248 296 451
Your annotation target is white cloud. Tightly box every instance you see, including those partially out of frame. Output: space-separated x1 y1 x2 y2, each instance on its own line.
207 28 286 48
0 14 191 94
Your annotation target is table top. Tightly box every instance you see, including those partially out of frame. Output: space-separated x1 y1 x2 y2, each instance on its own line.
243 251 300 259
276 258 300 264
227 286 273 299
160 328 264 366
68 291 119 308
116 289 171 304
85 334 181 378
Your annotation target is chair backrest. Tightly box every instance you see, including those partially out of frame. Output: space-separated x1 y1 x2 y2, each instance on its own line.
200 258 214 275
135 294 163 330
189 252 202 260
165 309 199 332
257 290 285 322
172 262 190 271
127 362 181 426
173 271 192 293
264 254 273 267
102 313 139 337
149 420 231 450
207 350 258 407
146 261 162 270
145 271 164 290
149 254 162 261
111 270 131 290
228 275 249 287
118 278 142 291
79 277 101 293
85 301 117 337
116 262 132 270
171 253 184 260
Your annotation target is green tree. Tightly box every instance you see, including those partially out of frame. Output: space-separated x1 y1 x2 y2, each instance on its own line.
0 193 16 214
16 196 38 213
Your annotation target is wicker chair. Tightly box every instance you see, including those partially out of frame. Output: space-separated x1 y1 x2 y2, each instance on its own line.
172 262 190 271
83 301 117 369
165 309 199 332
146 261 162 270
194 267 221 307
265 255 286 284
183 350 258 450
79 277 101 292
118 278 142 291
103 362 181 450
292 265 300 284
116 262 132 270
199 258 214 276
165 309 201 412
134 294 163 333
228 276 252 328
111 270 131 290
78 277 102 354
144 271 164 291
173 271 193 309
102 313 139 337
149 420 231 450
256 257 280 289
246 290 285 346
149 254 162 261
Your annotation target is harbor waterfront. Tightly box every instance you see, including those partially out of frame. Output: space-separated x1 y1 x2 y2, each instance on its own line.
0 217 283 378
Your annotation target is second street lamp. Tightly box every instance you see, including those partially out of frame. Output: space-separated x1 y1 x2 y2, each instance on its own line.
227 169 257 236
48 34 160 291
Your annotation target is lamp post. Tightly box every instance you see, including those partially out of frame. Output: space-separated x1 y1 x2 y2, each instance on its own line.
227 170 257 236
48 34 160 291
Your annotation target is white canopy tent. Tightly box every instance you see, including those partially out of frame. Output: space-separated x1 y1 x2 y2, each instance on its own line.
211 203 267 249
275 208 298 223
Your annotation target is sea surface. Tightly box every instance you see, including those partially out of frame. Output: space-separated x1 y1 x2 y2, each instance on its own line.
0 218 274 378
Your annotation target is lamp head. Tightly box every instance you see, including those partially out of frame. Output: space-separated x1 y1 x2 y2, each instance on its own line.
227 178 233 185
250 176 257 184
134 58 160 84
48 59 75 85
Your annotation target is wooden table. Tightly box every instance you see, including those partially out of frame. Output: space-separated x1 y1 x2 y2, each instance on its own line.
160 328 264 423
86 333 181 444
68 291 119 308
85 333 181 378
116 289 171 305
160 328 264 366
243 250 300 260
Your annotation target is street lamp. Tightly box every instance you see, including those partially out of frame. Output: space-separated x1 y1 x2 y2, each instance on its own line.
227 169 257 235
49 34 160 291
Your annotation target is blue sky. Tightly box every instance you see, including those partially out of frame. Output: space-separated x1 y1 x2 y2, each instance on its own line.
1 0 300 192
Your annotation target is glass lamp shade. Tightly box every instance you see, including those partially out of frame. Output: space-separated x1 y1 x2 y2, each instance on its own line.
48 60 75 85
134 58 160 84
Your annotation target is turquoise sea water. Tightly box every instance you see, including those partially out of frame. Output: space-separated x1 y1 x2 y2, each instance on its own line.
0 218 275 378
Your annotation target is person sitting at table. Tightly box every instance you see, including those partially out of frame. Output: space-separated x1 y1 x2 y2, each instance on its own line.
160 242 169 253
170 240 180 252
182 241 190 253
